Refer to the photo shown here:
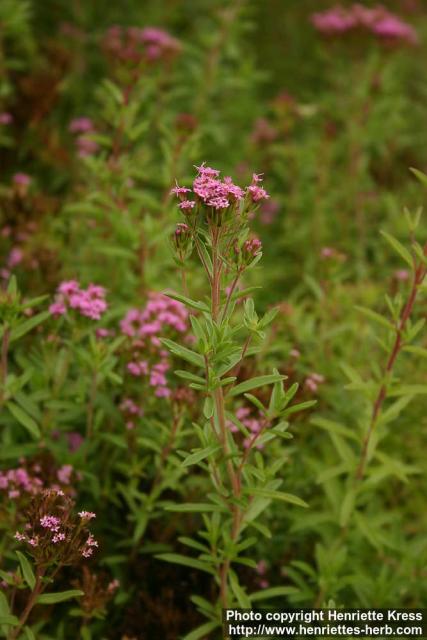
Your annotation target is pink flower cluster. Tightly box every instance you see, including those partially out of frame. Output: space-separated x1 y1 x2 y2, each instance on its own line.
0 460 78 502
228 406 265 449
69 117 99 157
0 467 43 498
103 25 181 65
311 4 418 44
121 292 188 340
171 164 269 212
121 293 189 400
14 489 98 560
49 281 108 320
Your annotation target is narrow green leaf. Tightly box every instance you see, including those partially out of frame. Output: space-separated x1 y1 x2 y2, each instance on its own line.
339 489 356 527
165 503 222 513
156 554 214 574
250 586 300 601
23 625 36 640
410 167 427 188
380 231 413 268
164 291 209 312
10 311 50 342
16 551 35 590
229 374 286 397
311 417 358 441
160 338 204 367
230 572 251 608
0 615 19 626
6 403 40 438
37 590 84 604
356 306 395 331
182 621 219 640
181 445 221 468
250 489 308 508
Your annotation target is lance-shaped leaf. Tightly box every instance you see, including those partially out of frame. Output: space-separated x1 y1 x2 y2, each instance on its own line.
37 590 84 604
228 373 286 397
16 551 35 590
7 403 40 439
181 445 221 467
380 230 413 268
249 489 308 508
164 290 209 312
160 338 204 367
155 554 214 574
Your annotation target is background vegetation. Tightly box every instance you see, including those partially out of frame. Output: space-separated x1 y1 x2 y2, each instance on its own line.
0 1 426 638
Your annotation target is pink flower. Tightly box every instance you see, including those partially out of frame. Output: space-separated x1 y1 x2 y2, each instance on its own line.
12 173 31 186
0 112 13 125
372 15 418 43
58 280 80 295
69 117 94 134
107 579 120 593
394 269 410 281
57 464 73 485
40 515 61 532
49 301 66 316
247 183 269 203
171 184 191 198
86 534 98 547
78 511 96 520
14 532 27 542
179 200 195 211
7 248 23 268
52 532 66 543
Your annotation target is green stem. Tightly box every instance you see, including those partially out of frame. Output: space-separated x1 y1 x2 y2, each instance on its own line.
209 225 242 608
0 325 10 406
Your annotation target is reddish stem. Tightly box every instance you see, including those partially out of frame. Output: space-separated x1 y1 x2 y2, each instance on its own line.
356 248 427 480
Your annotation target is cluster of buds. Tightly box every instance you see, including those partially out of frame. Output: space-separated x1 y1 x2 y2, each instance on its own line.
304 372 325 394
14 490 98 566
234 236 263 268
72 566 120 620
172 223 193 262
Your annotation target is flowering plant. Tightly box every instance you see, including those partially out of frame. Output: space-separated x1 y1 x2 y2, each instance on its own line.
158 164 314 635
